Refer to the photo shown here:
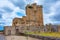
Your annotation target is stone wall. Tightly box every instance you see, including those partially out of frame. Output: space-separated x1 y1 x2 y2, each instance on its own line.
57 25 60 32
4 26 16 35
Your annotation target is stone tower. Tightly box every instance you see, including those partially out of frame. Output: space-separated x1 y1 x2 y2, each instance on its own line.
26 3 43 26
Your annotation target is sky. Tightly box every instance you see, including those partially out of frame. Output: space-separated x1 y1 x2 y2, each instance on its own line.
0 0 60 30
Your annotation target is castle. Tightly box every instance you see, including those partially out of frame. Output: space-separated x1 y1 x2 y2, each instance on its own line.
4 3 60 35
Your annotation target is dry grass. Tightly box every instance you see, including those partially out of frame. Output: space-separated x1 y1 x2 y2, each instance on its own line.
26 32 60 38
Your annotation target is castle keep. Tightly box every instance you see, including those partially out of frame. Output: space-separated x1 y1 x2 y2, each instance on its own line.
26 3 43 26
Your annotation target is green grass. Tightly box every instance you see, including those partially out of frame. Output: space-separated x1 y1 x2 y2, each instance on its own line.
25 32 60 38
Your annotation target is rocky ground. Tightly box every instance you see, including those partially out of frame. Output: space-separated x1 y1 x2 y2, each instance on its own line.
0 35 39 40
0 35 5 40
0 34 60 40
5 36 39 40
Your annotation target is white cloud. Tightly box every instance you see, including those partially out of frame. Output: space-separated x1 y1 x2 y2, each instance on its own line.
44 1 60 24
49 1 60 16
0 0 15 10
34 0 45 5
11 7 24 18
0 0 25 26
43 13 53 25
24 0 44 5
1 7 25 26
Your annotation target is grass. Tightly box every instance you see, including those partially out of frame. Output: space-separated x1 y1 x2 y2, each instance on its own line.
38 32 60 38
25 32 60 38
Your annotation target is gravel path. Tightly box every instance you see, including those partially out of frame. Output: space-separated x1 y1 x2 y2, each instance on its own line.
5 36 39 40
0 35 5 40
0 35 39 40
0 35 60 40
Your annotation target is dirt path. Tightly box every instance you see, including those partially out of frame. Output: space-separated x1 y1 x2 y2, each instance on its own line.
5 36 39 40
0 35 5 40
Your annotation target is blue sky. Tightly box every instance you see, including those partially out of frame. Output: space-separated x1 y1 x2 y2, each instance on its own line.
0 0 60 30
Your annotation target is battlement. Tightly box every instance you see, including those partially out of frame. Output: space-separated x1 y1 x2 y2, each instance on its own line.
37 5 43 8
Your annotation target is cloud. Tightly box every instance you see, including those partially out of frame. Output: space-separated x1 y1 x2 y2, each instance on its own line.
44 0 60 24
0 0 25 27
50 1 60 19
43 0 59 24
24 0 45 5
0 14 2 19
2 7 24 26
2 7 13 13
9 0 26 10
